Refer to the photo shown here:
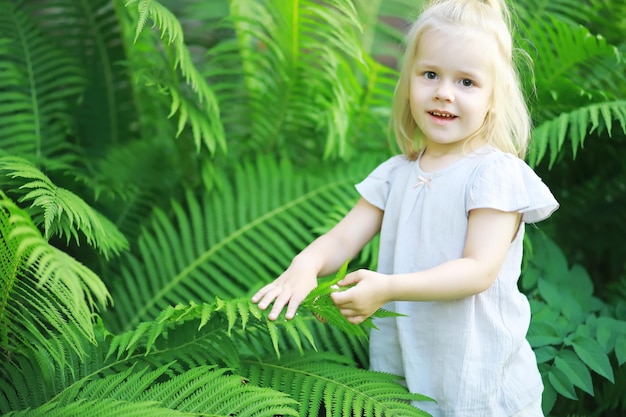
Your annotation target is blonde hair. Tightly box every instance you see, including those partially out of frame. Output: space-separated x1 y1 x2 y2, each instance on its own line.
391 0 532 159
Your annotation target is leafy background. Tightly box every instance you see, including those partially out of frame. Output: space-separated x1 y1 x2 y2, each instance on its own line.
1 0 625 416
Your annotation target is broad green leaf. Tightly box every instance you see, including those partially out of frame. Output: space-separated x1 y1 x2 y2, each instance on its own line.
554 350 594 395
528 321 562 347
540 374 557 416
570 335 614 382
537 280 583 323
548 366 578 400
533 346 557 364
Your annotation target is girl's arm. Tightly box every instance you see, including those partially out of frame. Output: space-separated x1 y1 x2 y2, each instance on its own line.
331 208 521 324
252 198 383 320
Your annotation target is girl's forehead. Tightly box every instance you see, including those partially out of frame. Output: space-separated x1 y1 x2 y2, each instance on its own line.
414 27 497 70
418 26 496 51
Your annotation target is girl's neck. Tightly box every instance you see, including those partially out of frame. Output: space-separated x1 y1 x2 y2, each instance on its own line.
419 140 486 173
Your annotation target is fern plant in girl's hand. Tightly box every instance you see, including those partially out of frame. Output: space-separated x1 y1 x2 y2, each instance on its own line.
297 261 404 338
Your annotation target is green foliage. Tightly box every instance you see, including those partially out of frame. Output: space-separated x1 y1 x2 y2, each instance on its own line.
103 154 383 332
0 1 83 161
241 352 434 417
125 0 225 154
302 261 404 338
0 156 128 258
530 100 626 168
0 191 110 371
198 0 398 161
522 231 626 415
521 14 626 167
1 297 431 416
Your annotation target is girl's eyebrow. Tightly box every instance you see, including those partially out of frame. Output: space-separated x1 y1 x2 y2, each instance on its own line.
458 70 482 79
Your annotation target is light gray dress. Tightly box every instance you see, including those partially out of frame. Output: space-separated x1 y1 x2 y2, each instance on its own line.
355 146 559 417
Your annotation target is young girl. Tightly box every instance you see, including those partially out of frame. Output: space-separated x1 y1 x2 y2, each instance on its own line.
252 0 558 415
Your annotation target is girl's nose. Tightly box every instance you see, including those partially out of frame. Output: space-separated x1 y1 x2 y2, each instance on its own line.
434 82 454 102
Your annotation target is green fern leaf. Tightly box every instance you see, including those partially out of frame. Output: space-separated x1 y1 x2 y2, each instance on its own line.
29 362 278 415
41 361 299 417
124 0 225 154
3 314 298 415
138 366 298 416
0 192 110 365
106 298 318 361
27 0 135 148
0 156 129 259
205 0 380 159
242 352 434 417
5 399 183 417
514 0 597 26
301 261 405 338
529 100 626 167
71 138 181 207
526 17 624 106
0 1 84 160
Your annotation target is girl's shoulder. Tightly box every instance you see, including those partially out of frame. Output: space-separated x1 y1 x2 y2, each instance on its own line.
467 146 559 223
355 154 414 211
364 154 413 181
471 145 522 165
470 146 541 180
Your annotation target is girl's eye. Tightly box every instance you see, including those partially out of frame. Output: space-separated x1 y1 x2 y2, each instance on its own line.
424 71 437 80
461 79 474 87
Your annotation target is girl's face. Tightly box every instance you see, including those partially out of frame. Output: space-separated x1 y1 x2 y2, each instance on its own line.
409 28 495 154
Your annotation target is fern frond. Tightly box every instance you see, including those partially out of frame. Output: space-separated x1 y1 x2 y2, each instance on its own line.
0 1 84 160
50 360 300 417
206 0 374 160
105 153 384 331
524 16 624 111
138 366 299 416
242 352 434 417
106 298 319 362
0 192 111 364
514 0 597 27
0 192 110 370
0 156 129 259
5 399 183 417
302 262 405 338
11 369 297 417
25 0 135 149
123 0 225 154
2 314 299 416
528 100 626 167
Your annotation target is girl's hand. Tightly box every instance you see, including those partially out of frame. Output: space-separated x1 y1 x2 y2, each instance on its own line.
251 264 318 321
330 269 389 324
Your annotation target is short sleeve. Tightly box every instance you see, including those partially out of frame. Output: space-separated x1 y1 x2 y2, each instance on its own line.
355 155 407 210
466 153 559 223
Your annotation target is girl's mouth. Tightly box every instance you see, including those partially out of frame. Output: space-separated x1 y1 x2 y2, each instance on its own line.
428 111 457 124
429 111 456 119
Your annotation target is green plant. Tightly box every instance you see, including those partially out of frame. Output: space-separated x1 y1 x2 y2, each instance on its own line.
522 230 626 416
